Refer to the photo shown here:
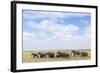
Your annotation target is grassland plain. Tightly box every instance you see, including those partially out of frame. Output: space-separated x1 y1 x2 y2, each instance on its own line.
22 49 91 63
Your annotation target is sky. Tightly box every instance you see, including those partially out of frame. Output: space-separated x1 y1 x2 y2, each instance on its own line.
22 10 91 51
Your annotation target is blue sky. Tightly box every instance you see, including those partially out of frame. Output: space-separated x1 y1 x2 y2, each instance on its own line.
22 10 91 51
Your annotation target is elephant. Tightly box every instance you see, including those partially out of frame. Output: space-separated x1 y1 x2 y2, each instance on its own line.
56 51 70 59
81 52 88 57
71 50 81 57
46 52 55 58
31 53 38 58
38 52 47 58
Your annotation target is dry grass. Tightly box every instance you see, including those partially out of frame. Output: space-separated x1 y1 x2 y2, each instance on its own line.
22 49 91 63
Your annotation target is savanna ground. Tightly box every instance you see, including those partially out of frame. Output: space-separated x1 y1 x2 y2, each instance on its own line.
22 49 91 63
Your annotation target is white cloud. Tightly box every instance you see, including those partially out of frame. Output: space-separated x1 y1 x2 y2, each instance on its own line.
83 25 91 38
23 10 90 20
23 32 36 40
84 25 91 34
23 19 91 50
80 19 89 25
23 32 34 37
23 31 52 41
28 19 80 40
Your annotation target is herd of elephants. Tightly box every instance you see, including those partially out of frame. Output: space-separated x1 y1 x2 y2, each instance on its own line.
31 50 89 59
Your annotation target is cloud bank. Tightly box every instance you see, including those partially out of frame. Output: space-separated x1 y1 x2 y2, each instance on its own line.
23 10 91 51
